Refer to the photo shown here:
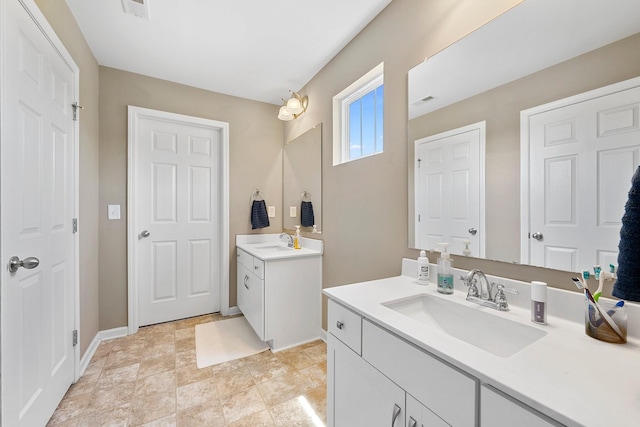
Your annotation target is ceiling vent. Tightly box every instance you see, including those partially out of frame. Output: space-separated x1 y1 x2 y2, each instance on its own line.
122 0 150 19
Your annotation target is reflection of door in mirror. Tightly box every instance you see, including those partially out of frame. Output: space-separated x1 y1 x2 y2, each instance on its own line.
415 121 485 257
522 78 640 272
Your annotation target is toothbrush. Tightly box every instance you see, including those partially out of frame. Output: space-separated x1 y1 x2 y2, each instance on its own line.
572 278 625 341
593 265 617 302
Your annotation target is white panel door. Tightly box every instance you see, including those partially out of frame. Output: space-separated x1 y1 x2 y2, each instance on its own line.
1 0 78 425
133 109 222 326
527 85 640 271
415 122 485 256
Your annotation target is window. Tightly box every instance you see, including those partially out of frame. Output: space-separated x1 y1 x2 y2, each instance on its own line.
333 63 384 165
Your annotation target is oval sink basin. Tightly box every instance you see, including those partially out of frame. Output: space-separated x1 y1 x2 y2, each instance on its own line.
253 244 293 252
382 294 547 357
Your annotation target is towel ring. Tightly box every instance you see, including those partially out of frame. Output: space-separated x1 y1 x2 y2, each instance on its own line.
301 191 312 202
251 189 264 202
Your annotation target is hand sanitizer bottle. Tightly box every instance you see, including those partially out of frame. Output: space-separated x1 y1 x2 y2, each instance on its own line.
437 243 453 294
417 250 430 285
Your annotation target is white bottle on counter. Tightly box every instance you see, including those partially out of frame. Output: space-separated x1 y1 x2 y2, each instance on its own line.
531 281 547 324
417 250 430 285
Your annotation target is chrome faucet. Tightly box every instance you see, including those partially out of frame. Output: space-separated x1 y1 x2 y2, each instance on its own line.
461 269 519 311
279 232 294 248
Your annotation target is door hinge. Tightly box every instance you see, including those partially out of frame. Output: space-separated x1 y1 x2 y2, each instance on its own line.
72 218 78 233
72 102 84 121
418 214 421 222
417 158 422 168
72 330 78 347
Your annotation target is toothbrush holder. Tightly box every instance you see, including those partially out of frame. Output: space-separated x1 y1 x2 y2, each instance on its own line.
584 299 627 344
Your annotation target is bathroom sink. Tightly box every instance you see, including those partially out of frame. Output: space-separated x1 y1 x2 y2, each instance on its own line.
382 294 547 357
253 244 293 252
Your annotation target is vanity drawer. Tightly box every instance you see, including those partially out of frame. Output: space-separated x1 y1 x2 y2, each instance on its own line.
237 248 252 269
362 320 477 427
328 300 362 355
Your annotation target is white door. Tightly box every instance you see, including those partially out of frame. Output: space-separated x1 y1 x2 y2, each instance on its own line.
415 122 485 256
525 83 640 271
130 107 225 327
1 0 78 425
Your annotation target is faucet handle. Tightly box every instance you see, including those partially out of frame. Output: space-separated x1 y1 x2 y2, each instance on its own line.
494 284 519 311
463 275 479 297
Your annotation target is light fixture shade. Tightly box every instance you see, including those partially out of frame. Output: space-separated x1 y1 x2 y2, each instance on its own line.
286 96 303 114
278 105 294 121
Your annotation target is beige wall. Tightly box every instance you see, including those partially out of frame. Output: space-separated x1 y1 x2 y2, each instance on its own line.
284 0 524 329
98 67 283 329
35 0 101 357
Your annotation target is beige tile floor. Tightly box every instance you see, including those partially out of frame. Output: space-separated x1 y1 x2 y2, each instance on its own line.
47 313 327 426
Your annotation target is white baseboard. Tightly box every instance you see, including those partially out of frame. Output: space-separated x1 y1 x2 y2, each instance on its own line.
320 328 327 343
226 305 241 316
78 326 128 378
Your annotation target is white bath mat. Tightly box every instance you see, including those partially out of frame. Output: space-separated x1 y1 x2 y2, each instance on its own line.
195 317 269 369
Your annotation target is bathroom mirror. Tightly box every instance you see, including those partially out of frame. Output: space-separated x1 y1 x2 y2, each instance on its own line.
283 124 322 232
408 0 640 265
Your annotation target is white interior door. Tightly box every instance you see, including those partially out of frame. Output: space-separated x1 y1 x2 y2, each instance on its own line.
525 83 640 271
130 107 225 327
1 0 78 425
415 122 485 256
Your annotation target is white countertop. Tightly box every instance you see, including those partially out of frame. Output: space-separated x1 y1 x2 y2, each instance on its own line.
236 234 323 261
323 259 640 427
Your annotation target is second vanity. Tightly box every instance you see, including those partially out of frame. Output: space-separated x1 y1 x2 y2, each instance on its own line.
236 234 323 351
324 259 640 427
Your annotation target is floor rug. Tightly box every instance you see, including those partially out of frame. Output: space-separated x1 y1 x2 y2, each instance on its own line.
195 317 269 368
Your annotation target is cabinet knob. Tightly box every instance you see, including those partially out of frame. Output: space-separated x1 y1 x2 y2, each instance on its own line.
336 321 344 330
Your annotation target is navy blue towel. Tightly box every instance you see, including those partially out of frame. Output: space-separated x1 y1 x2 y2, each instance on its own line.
613 165 640 302
301 201 315 227
251 200 270 229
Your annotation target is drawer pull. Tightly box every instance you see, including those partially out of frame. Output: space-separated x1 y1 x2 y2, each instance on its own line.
336 321 344 330
391 403 401 426
408 417 417 427
244 275 249 289
254 265 259 270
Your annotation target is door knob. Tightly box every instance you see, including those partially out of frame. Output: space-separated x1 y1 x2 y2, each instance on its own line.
468 227 477 235
8 256 40 273
532 232 543 241
140 230 150 238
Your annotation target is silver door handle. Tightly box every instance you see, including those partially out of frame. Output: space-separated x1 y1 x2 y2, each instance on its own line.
531 232 543 241
408 417 417 427
468 227 477 235
244 275 249 289
8 256 40 273
391 403 401 426
140 230 150 238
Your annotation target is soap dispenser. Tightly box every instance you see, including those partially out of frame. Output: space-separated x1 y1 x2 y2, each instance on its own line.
294 225 302 249
437 243 453 294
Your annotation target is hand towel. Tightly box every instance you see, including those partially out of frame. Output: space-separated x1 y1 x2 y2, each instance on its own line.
613 165 640 301
301 201 315 227
251 200 270 229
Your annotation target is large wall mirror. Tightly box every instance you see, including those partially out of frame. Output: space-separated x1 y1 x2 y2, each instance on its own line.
408 0 640 269
283 124 322 232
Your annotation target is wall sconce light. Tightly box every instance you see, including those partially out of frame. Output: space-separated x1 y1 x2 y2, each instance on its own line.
278 91 309 121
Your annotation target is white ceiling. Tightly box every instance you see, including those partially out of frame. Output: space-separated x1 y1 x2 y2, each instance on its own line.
64 0 391 105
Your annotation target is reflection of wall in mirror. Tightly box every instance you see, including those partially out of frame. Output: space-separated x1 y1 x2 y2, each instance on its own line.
283 125 322 231
408 32 640 266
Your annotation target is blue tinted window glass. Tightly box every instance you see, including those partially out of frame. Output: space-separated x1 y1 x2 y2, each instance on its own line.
361 91 376 156
376 85 384 152
349 100 362 160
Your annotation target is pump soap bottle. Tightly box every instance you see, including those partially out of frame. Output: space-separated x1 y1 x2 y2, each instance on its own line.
417 250 430 285
294 225 302 249
437 243 453 294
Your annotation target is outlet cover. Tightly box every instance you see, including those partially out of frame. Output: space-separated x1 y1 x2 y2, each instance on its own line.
289 206 297 217
267 205 276 218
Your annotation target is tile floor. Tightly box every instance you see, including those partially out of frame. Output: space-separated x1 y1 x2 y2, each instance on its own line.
47 313 327 426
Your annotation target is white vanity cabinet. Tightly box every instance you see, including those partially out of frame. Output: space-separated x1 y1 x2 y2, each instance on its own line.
327 300 474 427
480 385 564 427
236 247 322 351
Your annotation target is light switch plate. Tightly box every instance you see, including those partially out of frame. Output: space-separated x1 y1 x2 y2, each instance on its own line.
267 205 276 218
108 204 121 220
289 206 297 217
